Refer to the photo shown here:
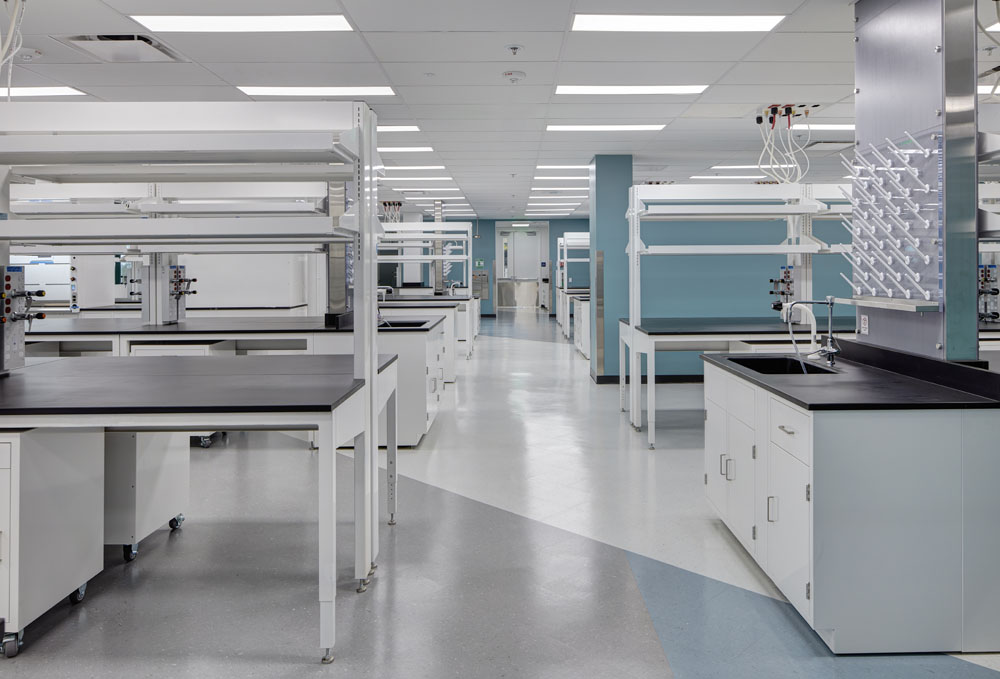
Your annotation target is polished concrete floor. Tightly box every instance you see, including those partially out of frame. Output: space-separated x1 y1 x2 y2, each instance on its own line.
5 310 1000 677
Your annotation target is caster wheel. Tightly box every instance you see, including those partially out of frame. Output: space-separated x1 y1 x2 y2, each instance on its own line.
168 514 185 530
123 544 138 562
68 584 87 606
199 437 213 449
3 638 20 658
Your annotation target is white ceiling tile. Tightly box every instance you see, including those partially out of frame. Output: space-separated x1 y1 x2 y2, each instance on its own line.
546 103 690 117
572 0 805 12
406 104 550 119
422 130 544 142
9 65 73 87
159 34 374 64
17 36 101 64
102 0 347 13
679 103 759 119
396 86 550 105
562 33 768 62
81 86 250 101
417 119 545 131
777 0 856 32
17 0 142 34
201 62 389 86
434 141 542 152
22 62 229 87
718 61 854 85
696 84 853 104
810 102 854 118
341 0 573 31
743 32 854 62
555 61 733 85
363 32 565 63
382 62 558 87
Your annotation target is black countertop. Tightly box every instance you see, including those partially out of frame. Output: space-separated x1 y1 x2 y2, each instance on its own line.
623 316 858 336
701 339 1000 411
383 295 472 302
0 356 372 415
380 301 460 309
27 315 444 336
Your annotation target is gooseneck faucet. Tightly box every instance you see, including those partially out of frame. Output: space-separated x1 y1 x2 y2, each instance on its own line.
785 296 840 367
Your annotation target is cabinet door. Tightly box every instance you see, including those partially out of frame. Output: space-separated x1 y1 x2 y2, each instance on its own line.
704 400 727 515
767 442 811 621
0 468 9 620
726 415 756 552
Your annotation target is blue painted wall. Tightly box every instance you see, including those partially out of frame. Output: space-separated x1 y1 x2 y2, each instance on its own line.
637 219 853 375
470 219 591 315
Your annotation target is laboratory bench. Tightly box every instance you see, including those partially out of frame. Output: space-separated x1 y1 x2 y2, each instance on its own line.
380 300 460 380
700 340 1000 655
380 294 480 355
619 316 859 447
555 288 589 336
573 297 591 359
78 303 310 319
0 354 396 660
26 315 444 446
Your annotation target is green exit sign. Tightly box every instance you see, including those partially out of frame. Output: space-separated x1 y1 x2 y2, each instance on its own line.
475 258 485 268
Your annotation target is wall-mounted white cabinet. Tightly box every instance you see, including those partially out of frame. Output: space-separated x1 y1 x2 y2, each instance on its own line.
704 362 1000 653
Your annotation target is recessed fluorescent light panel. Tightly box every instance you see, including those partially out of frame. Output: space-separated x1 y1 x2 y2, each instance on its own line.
790 123 854 131
537 165 590 170
396 188 461 192
131 15 353 32
534 176 593 180
511 223 532 226
240 86 394 97
690 175 766 180
571 14 785 32
555 85 706 95
980 85 1000 94
0 87 84 97
378 147 434 153
531 187 589 192
547 124 665 132
527 203 581 207
385 166 445 171
531 195 588 199
377 125 420 132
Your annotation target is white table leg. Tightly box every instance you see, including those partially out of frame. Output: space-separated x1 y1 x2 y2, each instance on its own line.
353 429 372 591
647 352 656 449
386 391 398 526
630 348 641 429
619 336 627 413
369 413 380 570
317 416 336 664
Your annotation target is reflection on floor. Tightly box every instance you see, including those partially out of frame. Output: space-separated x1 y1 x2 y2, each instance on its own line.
7 312 1000 676
481 309 568 343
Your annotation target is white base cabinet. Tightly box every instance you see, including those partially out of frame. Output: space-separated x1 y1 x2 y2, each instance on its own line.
704 362 1000 653
0 429 104 654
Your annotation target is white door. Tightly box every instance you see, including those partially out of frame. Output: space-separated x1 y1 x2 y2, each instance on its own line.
512 230 540 280
768 441 812 621
0 464 10 620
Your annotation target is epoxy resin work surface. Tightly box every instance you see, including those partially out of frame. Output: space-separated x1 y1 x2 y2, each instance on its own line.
27 315 444 335
0 355 388 415
701 353 999 410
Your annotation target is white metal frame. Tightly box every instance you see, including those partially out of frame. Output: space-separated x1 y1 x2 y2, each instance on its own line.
377 222 473 288
557 232 590 290
622 183 853 447
0 101 381 662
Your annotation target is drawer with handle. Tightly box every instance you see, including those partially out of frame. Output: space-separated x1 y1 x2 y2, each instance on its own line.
769 397 812 466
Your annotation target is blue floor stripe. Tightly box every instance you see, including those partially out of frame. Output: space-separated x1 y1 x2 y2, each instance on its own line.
627 551 1000 679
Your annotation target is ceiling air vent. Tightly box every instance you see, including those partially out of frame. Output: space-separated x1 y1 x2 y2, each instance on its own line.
63 35 183 63
805 141 855 154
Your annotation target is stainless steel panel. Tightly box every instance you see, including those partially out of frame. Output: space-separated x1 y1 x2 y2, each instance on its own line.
593 250 605 378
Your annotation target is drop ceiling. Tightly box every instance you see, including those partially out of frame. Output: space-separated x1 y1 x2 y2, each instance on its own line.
6 0 1000 219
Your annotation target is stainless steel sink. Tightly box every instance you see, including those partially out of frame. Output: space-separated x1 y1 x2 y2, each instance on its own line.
728 356 836 375
378 321 426 329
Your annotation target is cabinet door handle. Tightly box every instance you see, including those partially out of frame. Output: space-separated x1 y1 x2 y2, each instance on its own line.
767 496 777 522
725 458 735 481
719 454 727 476
777 425 796 436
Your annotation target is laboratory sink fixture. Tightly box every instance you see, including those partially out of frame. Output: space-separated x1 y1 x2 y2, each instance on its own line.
727 356 837 375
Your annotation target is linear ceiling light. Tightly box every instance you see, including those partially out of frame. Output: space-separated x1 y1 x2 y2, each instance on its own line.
527 203 581 207
403 196 466 200
790 123 854 131
556 85 707 95
396 188 461 192
378 146 434 153
712 164 794 169
530 194 588 199
377 125 420 132
547 124 665 132
531 187 589 192
511 223 532 226
986 23 1000 30
131 15 353 32
385 166 446 171
534 176 591 180
980 85 1000 94
240 86 394 97
0 87 84 97
537 165 590 170
571 14 785 32
690 175 766 180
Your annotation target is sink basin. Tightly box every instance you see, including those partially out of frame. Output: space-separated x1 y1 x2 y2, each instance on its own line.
378 320 426 329
728 356 836 375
